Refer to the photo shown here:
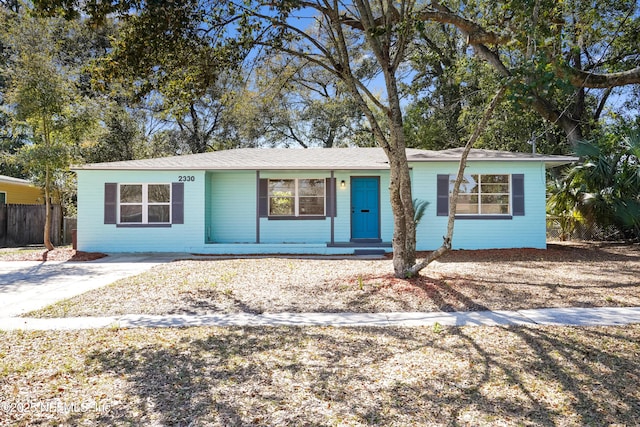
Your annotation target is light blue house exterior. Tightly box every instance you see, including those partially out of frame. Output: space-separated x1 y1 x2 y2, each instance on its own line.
72 147 576 254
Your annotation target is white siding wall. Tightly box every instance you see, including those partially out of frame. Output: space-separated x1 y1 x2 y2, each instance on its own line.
77 161 548 253
207 171 256 243
76 170 205 252
411 161 547 250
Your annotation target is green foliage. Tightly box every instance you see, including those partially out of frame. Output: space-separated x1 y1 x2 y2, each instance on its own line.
86 0 248 153
548 130 640 240
404 22 557 153
3 13 74 171
1 8 97 224
413 198 430 227
85 104 145 163
546 174 585 241
403 21 468 150
251 56 368 148
0 110 29 177
26 0 640 157
16 138 70 180
405 0 639 151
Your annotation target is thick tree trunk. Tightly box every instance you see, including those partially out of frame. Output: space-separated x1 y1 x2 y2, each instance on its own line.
387 144 416 276
382 64 416 277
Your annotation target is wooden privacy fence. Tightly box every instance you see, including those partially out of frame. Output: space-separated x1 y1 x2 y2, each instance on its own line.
63 217 77 246
0 204 62 247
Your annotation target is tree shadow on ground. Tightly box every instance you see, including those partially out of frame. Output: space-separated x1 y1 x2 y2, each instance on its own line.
76 325 640 426
174 288 264 315
342 273 491 312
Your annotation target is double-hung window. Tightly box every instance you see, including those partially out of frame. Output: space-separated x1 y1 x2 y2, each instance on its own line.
450 174 510 215
119 184 171 224
268 179 325 217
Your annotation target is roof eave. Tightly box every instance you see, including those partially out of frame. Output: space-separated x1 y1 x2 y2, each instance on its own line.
543 160 578 168
71 165 391 171
408 156 579 165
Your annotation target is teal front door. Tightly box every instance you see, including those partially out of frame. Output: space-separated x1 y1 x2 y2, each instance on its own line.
351 177 380 240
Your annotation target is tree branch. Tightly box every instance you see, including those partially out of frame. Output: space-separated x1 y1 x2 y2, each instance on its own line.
416 8 508 45
593 87 612 122
413 4 640 91
560 66 640 89
406 85 506 277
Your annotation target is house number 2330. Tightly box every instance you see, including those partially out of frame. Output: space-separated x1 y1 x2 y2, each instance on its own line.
178 176 195 182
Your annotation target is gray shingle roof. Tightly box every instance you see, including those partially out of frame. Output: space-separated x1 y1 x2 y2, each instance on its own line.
72 147 577 171
408 147 578 166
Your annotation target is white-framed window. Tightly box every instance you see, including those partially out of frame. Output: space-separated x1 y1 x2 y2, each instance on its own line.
268 178 325 217
450 174 510 215
118 184 171 224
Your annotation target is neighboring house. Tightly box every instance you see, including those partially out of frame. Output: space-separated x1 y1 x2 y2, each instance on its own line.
0 175 44 205
72 147 577 254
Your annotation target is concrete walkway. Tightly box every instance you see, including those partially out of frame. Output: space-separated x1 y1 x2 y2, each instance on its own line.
1 252 639 331
2 307 640 331
0 253 181 317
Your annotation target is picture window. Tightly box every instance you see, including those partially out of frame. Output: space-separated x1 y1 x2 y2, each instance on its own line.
268 179 325 217
450 174 510 215
119 184 171 224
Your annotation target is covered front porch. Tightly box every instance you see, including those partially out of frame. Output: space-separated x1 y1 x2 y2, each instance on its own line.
203 170 393 248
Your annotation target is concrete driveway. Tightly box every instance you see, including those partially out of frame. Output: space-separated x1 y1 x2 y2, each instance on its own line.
0 253 180 317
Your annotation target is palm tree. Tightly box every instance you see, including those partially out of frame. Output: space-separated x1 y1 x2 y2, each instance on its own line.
549 131 640 240
546 173 584 241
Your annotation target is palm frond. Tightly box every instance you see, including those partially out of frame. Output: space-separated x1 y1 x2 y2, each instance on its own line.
413 198 430 226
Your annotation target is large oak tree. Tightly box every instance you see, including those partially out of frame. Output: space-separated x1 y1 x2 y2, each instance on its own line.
36 0 640 276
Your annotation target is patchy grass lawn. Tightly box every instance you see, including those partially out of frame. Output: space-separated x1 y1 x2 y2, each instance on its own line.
1 325 639 426
28 242 640 318
4 242 640 425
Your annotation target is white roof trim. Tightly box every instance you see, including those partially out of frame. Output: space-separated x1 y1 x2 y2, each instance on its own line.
0 175 34 185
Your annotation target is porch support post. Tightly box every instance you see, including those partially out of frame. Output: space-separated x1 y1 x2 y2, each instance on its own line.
256 170 260 244
330 170 335 245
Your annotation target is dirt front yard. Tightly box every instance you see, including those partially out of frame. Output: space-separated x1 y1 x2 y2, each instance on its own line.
2 325 640 426
3 242 640 426
27 241 640 318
